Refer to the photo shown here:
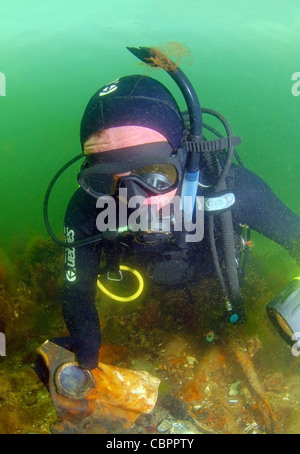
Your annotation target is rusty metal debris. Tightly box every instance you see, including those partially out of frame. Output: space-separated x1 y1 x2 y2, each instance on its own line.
37 340 160 434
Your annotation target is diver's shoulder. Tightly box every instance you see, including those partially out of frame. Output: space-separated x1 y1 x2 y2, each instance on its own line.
67 188 98 212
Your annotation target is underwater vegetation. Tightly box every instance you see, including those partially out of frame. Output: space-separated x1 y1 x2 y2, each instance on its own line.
0 237 300 433
0 238 65 433
0 249 15 337
0 238 64 346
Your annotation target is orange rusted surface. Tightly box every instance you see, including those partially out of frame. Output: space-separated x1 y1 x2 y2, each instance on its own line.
38 340 160 434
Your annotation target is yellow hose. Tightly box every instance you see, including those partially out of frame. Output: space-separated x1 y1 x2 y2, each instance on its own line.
97 265 144 302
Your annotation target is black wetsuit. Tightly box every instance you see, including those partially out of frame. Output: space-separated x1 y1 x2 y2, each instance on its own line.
52 164 300 369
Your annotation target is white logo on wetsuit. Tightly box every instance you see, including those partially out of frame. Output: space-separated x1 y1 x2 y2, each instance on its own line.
99 80 119 97
65 227 74 243
64 226 77 282
66 270 76 282
66 247 75 268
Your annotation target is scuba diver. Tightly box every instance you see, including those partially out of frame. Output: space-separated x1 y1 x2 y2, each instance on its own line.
43 47 300 400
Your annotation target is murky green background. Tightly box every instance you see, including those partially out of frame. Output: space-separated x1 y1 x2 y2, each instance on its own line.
1 0 299 250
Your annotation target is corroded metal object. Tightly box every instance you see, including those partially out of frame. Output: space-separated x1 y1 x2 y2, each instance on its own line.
38 340 160 434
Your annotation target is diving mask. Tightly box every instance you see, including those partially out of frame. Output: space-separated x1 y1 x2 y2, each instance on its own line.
77 141 184 199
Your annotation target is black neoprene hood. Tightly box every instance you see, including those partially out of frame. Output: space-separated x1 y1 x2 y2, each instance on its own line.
80 75 184 150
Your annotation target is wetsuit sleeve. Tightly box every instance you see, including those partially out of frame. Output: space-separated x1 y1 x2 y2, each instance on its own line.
52 189 102 369
232 165 300 255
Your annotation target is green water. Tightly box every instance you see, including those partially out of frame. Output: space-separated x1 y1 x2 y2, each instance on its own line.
1 0 300 434
1 0 300 248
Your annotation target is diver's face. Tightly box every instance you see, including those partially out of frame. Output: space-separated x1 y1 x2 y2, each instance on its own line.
83 125 166 180
82 126 179 206
83 126 168 155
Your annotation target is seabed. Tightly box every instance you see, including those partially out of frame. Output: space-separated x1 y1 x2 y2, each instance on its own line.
1 237 300 434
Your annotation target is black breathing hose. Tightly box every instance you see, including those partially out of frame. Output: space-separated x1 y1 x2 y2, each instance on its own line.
202 108 246 323
43 154 120 248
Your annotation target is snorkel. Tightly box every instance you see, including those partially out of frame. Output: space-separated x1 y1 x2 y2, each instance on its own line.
127 46 202 222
